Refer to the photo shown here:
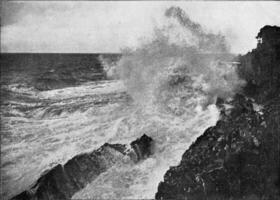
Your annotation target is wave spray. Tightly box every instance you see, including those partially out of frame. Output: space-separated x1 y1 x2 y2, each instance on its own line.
73 6 245 199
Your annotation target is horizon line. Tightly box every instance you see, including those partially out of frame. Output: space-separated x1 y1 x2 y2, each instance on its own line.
0 52 122 54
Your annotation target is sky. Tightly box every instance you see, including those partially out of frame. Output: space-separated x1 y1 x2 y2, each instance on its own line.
1 1 280 54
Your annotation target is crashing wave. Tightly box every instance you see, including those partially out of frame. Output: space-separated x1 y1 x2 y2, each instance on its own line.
117 6 244 115
2 6 246 200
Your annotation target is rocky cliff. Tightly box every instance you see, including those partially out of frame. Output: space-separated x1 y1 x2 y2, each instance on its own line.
156 26 280 199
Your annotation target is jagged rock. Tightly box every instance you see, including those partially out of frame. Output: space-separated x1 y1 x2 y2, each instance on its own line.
129 134 154 162
155 95 280 200
11 134 153 200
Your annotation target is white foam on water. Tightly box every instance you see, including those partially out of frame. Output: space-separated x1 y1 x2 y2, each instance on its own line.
72 6 244 199
72 103 219 199
0 80 132 200
2 77 220 200
38 80 125 100
1 6 245 200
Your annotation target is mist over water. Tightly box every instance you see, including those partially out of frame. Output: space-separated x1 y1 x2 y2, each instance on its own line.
1 6 245 200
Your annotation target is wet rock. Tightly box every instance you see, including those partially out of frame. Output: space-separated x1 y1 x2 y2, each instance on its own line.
155 95 280 200
11 134 153 200
129 134 154 162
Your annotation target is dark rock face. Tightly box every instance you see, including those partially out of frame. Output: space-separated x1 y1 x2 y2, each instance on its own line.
156 26 280 200
11 135 153 200
130 134 154 162
156 95 280 200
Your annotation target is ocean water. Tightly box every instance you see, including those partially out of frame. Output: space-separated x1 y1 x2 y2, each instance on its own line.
0 54 124 199
0 77 219 200
0 53 222 199
0 7 244 200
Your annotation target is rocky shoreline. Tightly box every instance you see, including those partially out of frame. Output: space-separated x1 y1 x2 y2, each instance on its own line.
9 26 280 200
156 25 280 200
156 95 279 199
11 135 154 200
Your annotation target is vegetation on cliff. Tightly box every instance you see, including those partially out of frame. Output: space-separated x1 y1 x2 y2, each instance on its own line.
238 25 280 102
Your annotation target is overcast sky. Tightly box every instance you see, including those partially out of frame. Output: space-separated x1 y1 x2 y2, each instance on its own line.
1 1 280 54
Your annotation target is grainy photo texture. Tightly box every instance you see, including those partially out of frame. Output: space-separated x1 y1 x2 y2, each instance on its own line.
1 1 280 200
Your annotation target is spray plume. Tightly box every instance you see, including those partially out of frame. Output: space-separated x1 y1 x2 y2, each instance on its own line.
117 6 245 115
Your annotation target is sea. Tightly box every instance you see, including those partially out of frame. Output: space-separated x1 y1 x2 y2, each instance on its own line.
0 7 243 200
0 52 226 200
